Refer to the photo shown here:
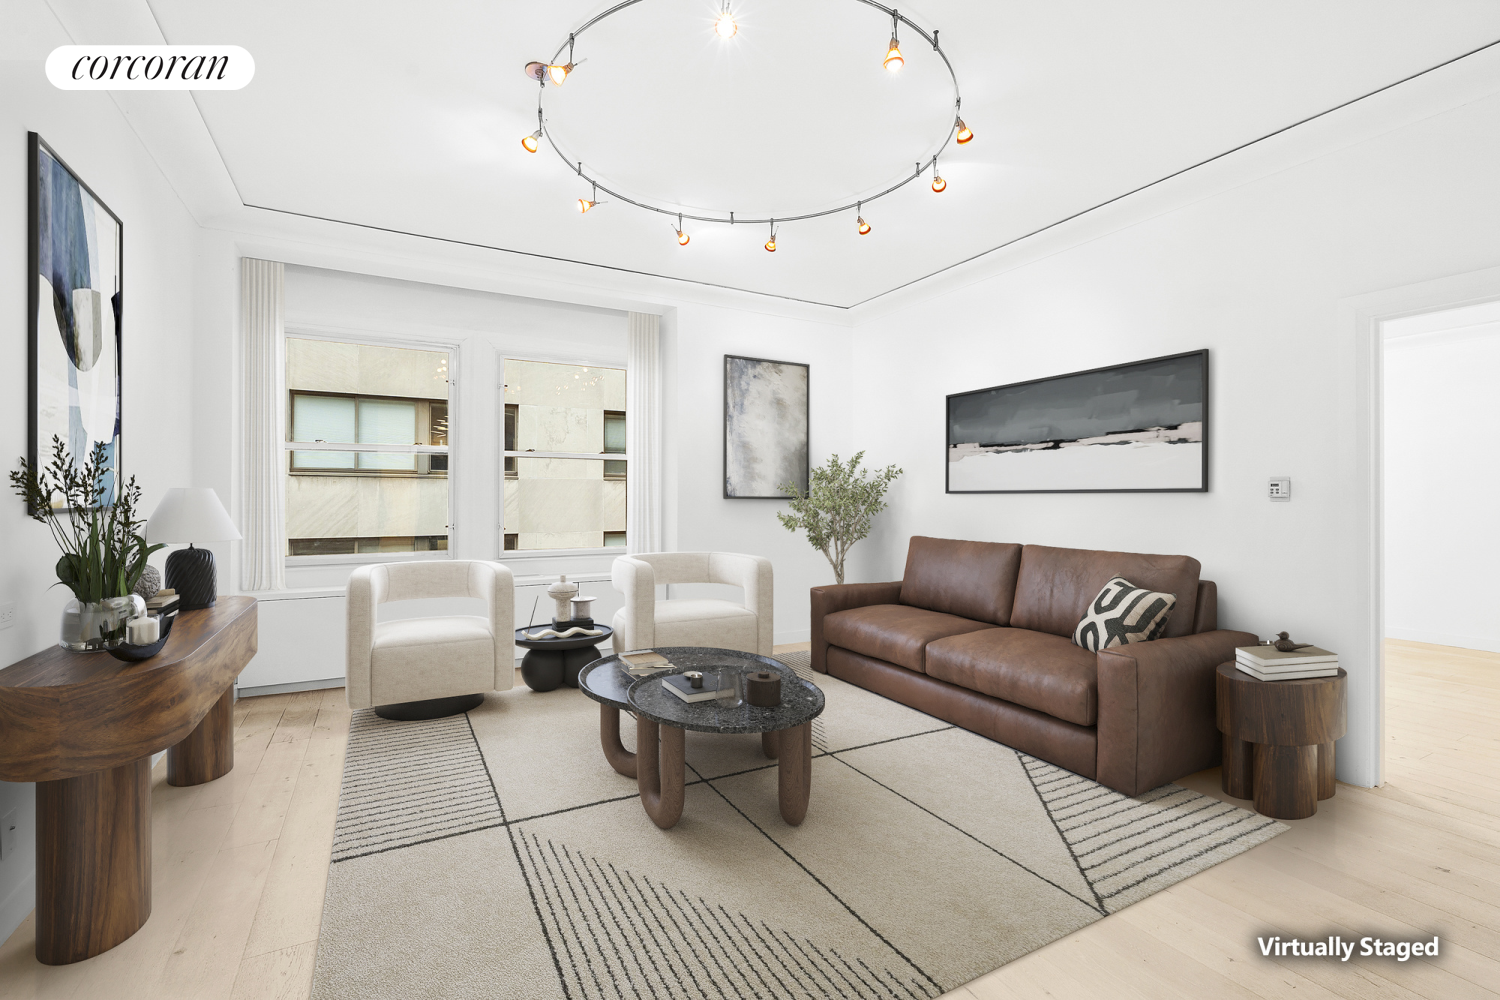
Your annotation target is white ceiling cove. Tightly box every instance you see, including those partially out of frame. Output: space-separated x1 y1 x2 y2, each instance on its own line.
146 0 1500 307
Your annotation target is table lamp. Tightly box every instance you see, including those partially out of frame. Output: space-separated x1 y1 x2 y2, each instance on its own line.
146 488 242 610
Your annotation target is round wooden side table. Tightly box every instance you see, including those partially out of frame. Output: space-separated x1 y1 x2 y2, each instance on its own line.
1216 661 1347 820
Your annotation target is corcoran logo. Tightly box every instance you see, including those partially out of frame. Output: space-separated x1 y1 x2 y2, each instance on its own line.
46 46 254 90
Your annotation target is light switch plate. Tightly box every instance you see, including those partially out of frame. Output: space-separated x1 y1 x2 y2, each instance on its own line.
1269 477 1291 502
0 601 14 630
0 809 16 862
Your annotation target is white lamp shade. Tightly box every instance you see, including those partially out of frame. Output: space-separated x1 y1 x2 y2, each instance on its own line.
147 488 242 544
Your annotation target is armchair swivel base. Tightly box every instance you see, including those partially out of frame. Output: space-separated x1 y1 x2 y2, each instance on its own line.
374 692 485 722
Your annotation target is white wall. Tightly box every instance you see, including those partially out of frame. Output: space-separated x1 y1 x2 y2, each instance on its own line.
1383 309 1500 652
0 0 203 942
846 84 1500 789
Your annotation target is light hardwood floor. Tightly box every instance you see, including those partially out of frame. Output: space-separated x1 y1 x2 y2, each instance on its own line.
2 640 1495 999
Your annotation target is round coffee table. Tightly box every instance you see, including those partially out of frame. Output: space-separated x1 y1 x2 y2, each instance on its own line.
1216 661 1347 820
513 625 613 692
576 653 668 780
619 648 823 830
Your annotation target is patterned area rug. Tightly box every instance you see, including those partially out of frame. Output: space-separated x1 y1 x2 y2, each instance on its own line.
311 652 1284 999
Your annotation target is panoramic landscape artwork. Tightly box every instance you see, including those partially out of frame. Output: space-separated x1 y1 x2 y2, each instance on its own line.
947 350 1208 493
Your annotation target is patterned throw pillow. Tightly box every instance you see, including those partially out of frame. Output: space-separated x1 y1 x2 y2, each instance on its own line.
1072 577 1177 652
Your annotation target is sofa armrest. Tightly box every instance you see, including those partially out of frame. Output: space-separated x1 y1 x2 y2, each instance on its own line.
809 581 904 673
1096 628 1257 795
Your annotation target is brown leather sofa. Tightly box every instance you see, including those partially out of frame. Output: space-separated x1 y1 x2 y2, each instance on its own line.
810 536 1256 795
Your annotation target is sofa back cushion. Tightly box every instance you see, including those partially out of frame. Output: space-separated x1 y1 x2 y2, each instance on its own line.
899 536 1023 626
1010 544 1201 639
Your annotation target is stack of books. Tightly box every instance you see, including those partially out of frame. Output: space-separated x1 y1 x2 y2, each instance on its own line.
1235 644 1339 681
146 590 180 617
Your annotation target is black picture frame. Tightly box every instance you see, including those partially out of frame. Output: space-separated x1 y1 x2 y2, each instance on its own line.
945 349 1209 494
28 132 125 510
723 354 810 500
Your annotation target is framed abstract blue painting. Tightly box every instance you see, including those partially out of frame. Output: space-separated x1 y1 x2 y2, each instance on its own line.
28 132 123 508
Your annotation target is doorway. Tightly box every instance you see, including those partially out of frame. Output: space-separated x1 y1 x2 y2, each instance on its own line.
1379 300 1500 793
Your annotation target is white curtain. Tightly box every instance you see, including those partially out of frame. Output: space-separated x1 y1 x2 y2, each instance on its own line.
626 312 663 554
241 258 287 590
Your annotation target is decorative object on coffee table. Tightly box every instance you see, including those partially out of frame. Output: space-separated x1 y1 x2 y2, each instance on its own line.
146 488 242 610
1216 661 1346 819
618 647 823 829
133 563 162 601
547 575 579 625
515 624 612 691
777 451 902 584
10 436 162 651
745 670 781 706
1272 631 1313 652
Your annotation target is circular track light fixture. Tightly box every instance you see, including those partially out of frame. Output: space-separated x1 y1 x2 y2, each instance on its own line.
525 1 972 247
714 1 738 38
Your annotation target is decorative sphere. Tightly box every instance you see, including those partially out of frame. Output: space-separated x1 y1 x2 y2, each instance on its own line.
134 564 162 600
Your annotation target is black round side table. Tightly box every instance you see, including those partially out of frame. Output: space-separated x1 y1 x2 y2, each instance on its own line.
514 625 613 691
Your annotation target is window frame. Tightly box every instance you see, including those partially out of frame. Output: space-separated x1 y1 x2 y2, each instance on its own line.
282 328 461 569
498 354 629 560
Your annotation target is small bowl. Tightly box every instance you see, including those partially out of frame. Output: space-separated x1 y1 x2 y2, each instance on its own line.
107 612 177 663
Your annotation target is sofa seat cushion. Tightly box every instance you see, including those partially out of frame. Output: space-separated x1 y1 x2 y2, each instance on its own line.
623 599 760 654
823 605 997 673
369 615 496 706
925 627 1099 727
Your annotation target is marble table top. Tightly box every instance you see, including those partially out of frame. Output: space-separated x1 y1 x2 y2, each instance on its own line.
606 647 824 735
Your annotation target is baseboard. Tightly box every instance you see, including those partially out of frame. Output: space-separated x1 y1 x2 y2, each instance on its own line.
775 629 811 646
0 871 34 947
1385 628 1500 654
237 676 347 698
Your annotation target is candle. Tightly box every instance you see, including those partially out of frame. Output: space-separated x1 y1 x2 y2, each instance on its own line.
128 616 159 645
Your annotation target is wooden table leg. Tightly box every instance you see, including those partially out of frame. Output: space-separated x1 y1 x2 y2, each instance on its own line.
636 716 685 829
601 705 637 778
777 723 812 826
36 758 152 965
761 730 779 760
1316 741 1337 800
1253 743 1319 820
168 686 234 787
1221 733 1254 799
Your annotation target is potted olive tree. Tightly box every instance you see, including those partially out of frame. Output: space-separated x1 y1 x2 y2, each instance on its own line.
10 437 161 649
777 452 902 585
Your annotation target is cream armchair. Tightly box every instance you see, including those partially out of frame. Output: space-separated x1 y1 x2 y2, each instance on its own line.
610 552 773 656
346 560 514 720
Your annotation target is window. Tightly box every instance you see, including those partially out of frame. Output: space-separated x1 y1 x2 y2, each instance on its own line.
604 410 626 480
504 404 517 479
284 338 452 557
502 359 625 551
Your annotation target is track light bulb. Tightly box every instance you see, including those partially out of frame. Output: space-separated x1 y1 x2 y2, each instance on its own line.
714 8 737 38
765 236 777 252
578 198 595 213
956 119 974 144
522 129 541 153
678 229 690 246
548 62 572 85
931 175 946 193
857 216 871 235
884 37 903 71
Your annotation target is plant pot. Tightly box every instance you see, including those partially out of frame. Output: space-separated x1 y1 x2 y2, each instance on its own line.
59 594 147 651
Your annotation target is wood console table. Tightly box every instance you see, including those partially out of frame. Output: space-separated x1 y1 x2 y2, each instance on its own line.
0 597 257 965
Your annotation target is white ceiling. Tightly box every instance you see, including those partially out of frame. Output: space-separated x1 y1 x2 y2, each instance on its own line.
145 0 1500 308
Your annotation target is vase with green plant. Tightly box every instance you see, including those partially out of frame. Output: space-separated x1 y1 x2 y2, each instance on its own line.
777 451 903 585
10 436 162 650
